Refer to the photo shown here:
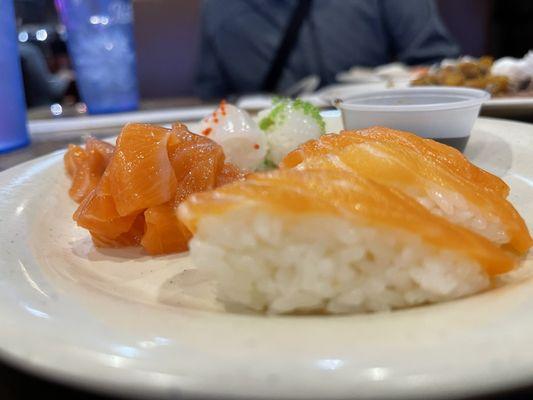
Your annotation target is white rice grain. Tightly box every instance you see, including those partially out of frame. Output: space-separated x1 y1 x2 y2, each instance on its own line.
188 209 491 314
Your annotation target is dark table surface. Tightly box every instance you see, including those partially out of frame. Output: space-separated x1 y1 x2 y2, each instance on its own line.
2 103 533 399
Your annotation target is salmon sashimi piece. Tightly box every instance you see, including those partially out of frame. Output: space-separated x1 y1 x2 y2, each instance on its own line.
85 137 115 176
138 124 239 254
141 204 191 254
169 124 225 200
64 144 83 178
107 124 178 216
64 145 98 203
179 169 517 276
64 138 115 203
70 122 244 254
282 126 509 196
280 130 532 255
74 170 139 239
217 163 246 186
170 122 245 190
91 213 146 248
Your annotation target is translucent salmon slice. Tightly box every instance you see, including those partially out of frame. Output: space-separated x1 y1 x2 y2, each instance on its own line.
64 138 114 203
170 124 245 191
107 124 178 216
356 127 509 196
282 126 509 196
73 170 139 239
71 122 244 254
64 145 98 203
141 204 191 254
91 213 145 248
85 137 114 176
217 163 246 186
169 123 225 201
139 124 239 254
178 169 517 276
64 145 83 178
280 129 532 255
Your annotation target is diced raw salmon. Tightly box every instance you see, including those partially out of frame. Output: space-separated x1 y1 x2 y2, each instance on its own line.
91 214 146 248
69 122 244 254
74 170 139 238
107 124 178 216
64 138 115 203
141 204 191 254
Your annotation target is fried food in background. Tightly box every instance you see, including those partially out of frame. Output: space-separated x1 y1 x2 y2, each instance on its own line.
412 56 510 95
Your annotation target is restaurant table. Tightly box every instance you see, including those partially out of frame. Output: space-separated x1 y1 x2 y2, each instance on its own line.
2 100 533 400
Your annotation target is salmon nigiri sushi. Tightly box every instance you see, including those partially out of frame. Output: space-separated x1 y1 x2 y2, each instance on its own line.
280 128 532 255
178 169 518 314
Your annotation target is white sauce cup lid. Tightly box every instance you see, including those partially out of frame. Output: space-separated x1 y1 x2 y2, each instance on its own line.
337 87 490 112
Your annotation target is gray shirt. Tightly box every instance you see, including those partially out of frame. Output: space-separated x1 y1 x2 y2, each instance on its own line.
196 0 460 99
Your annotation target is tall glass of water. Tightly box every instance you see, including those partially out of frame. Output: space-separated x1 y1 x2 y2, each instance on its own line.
0 0 30 153
55 0 139 114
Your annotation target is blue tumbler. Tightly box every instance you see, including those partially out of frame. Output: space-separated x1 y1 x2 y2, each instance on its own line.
55 0 139 114
0 0 30 153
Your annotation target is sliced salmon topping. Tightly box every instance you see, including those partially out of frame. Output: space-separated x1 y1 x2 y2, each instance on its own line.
282 126 509 196
179 168 518 276
280 128 531 255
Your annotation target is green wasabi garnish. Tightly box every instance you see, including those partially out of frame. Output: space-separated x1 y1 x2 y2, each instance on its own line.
258 97 325 133
258 115 275 131
292 99 326 133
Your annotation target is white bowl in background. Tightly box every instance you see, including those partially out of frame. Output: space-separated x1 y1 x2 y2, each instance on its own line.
336 87 490 151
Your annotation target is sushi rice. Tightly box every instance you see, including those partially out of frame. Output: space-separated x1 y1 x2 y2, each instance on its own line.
189 209 490 314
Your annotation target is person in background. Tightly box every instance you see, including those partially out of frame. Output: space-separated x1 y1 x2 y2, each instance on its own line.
16 0 72 107
196 0 460 99
19 42 72 107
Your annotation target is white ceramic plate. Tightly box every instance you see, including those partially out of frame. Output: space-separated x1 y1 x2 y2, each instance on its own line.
1 116 533 399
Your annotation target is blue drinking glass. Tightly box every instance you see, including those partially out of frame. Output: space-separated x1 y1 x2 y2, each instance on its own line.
55 0 139 114
0 0 30 153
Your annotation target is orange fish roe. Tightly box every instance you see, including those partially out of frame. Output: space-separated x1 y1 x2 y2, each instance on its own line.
253 144 260 150
202 127 212 136
220 99 227 116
